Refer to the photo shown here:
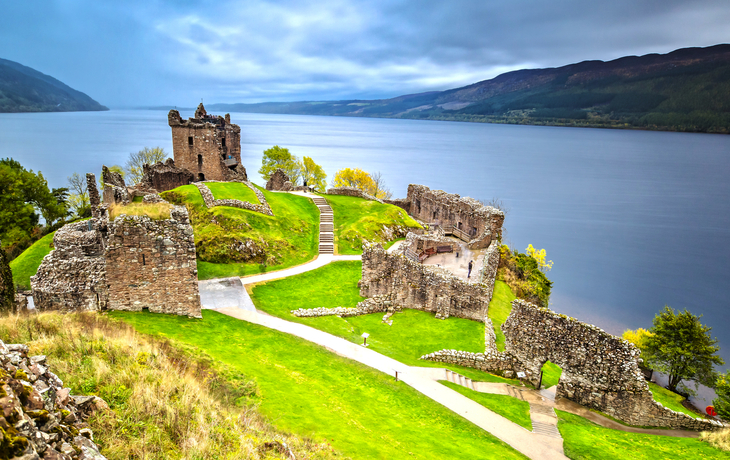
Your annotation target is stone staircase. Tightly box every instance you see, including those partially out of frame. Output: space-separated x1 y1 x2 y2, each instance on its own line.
444 369 476 390
313 196 334 255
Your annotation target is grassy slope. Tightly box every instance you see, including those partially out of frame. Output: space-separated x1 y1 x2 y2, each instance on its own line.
648 382 706 420
324 194 421 255
114 310 527 460
9 231 55 289
250 260 517 384
206 181 259 204
489 280 563 388
557 410 729 460
440 380 532 430
161 184 318 279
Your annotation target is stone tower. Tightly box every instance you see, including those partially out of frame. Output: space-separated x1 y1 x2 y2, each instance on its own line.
168 103 247 182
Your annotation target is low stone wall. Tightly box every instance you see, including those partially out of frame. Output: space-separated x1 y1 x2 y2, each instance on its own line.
0 340 109 458
0 241 14 312
327 186 383 203
291 295 400 318
105 207 201 317
359 243 490 321
194 181 273 216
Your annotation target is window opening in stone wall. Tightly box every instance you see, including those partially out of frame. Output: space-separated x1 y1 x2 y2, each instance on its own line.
198 173 205 181
221 138 226 147
197 154 203 170
433 210 438 220
472 226 478 236
142 254 146 265
188 136 193 146
458 222 463 230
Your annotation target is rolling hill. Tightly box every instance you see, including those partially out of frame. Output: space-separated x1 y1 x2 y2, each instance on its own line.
0 58 107 112
208 44 730 133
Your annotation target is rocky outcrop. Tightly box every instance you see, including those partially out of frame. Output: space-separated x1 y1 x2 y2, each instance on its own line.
0 340 108 459
0 242 14 313
265 169 292 191
139 159 194 193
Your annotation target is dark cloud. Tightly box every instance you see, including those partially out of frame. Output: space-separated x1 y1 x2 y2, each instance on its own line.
1 0 728 106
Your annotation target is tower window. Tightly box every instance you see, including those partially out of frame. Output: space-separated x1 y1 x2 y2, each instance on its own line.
221 138 226 147
188 136 193 146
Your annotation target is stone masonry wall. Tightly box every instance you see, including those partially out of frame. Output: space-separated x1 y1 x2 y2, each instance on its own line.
400 184 504 249
168 104 246 182
140 158 195 193
194 181 273 216
265 168 292 191
0 241 14 312
105 207 201 317
359 242 490 321
326 186 384 203
102 165 130 205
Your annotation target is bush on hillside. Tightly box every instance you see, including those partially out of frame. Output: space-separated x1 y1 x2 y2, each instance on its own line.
497 244 552 308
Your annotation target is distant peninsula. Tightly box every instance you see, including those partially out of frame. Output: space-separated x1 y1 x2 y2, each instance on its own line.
0 58 107 113
203 44 730 134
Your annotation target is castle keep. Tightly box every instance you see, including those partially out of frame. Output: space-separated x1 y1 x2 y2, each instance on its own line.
168 103 248 182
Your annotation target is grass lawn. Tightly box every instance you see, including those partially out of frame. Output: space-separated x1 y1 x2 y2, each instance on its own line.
250 260 518 384
556 410 729 459
9 231 56 289
439 380 532 430
206 181 259 204
648 382 706 419
113 310 528 460
161 184 319 279
323 194 421 254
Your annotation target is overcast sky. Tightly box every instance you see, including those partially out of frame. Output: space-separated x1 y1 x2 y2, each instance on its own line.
2 0 728 107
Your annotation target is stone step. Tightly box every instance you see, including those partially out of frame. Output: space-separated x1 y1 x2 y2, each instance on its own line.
320 224 334 232
320 215 334 221
320 237 334 243
531 421 562 439
530 404 556 417
319 247 334 254
312 199 328 205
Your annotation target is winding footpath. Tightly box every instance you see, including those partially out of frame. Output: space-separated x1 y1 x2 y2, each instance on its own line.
197 191 698 460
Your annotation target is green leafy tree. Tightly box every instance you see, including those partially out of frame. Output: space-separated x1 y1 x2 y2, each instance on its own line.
644 306 724 393
67 172 90 217
713 371 730 420
299 156 327 192
259 145 301 184
125 147 168 185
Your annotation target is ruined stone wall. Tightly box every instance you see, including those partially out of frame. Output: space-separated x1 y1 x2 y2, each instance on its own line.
31 220 108 312
265 168 292 191
194 181 273 216
401 184 504 249
168 105 245 182
105 207 201 317
102 165 130 205
0 242 14 312
140 158 195 192
326 186 384 203
359 243 490 321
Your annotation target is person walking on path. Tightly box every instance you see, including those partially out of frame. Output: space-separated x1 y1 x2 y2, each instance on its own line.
467 260 473 278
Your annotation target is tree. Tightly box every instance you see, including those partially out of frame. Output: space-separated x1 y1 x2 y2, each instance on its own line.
713 371 730 420
125 147 168 184
67 173 90 217
525 244 553 272
332 168 391 199
259 146 301 184
622 328 654 351
299 156 327 192
643 306 724 393
370 171 392 199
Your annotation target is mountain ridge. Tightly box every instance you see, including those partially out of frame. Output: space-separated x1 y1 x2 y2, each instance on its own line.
0 58 108 113
201 44 730 133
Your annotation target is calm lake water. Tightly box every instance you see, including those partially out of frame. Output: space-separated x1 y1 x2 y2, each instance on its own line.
2 109 729 368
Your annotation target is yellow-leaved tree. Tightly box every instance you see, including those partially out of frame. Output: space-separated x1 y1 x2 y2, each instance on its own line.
299 156 327 192
525 244 553 272
332 168 391 199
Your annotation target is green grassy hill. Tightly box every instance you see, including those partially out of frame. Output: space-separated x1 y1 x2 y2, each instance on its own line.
161 184 319 279
0 57 107 112
208 44 730 133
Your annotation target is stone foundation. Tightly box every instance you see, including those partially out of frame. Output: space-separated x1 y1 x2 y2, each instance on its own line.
194 181 273 216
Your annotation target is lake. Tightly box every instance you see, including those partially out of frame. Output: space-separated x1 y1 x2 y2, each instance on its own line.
2 109 729 369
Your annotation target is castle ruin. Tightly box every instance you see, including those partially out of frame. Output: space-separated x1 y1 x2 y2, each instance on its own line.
168 103 248 182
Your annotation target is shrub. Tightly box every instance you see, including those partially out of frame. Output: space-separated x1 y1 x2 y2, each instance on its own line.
497 245 552 307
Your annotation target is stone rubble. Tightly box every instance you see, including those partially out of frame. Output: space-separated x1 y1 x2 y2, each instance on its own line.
0 340 109 459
